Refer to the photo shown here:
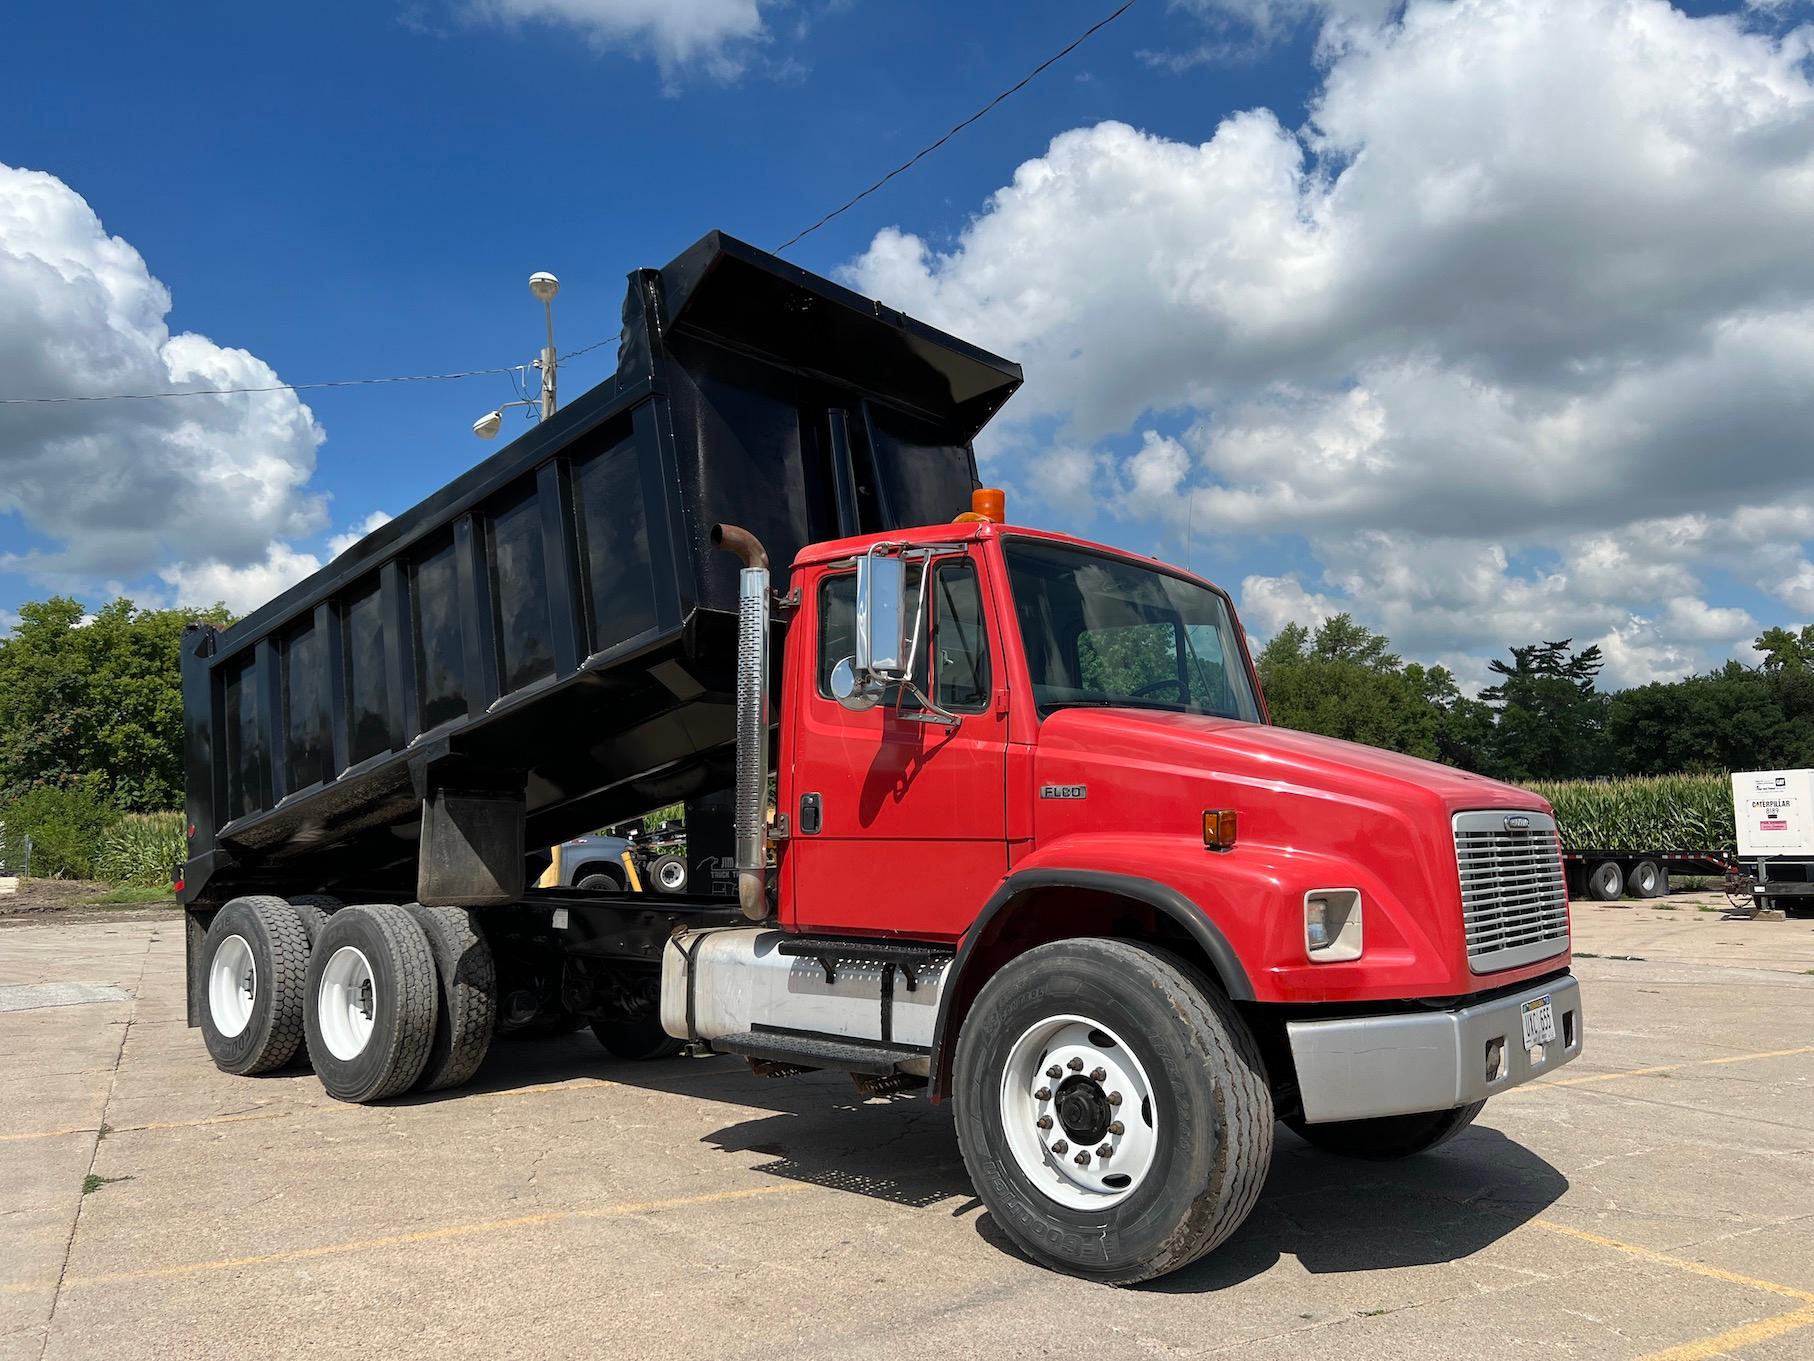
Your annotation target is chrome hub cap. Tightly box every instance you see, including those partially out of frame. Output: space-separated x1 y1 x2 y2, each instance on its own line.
999 1015 1158 1209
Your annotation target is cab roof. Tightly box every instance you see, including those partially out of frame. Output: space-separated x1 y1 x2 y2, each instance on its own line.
788 520 1230 599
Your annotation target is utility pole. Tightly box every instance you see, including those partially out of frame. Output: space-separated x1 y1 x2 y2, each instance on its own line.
471 271 561 439
531 272 559 420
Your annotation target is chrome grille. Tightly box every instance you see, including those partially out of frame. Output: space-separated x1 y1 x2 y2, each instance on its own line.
1452 809 1570 974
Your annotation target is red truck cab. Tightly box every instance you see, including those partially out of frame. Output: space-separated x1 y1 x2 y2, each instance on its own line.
669 509 1582 1281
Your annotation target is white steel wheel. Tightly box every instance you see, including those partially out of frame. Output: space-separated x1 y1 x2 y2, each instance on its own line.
317 946 378 1061
208 934 257 1039
999 1015 1158 1210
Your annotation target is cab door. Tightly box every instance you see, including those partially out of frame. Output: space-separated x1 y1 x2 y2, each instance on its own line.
782 550 1008 941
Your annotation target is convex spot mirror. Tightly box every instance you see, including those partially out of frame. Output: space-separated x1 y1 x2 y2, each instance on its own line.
832 551 909 712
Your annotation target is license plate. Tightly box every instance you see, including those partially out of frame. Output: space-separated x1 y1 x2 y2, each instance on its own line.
1521 994 1557 1050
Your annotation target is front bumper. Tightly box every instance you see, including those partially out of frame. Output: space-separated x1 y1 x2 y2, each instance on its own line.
1287 973 1583 1124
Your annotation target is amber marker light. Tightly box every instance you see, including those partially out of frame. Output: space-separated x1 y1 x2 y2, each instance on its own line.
954 487 1006 523
1204 809 1238 851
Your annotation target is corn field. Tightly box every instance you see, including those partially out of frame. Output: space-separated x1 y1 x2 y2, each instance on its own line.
1525 774 1736 855
94 811 186 887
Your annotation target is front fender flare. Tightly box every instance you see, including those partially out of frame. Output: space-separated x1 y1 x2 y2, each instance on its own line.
927 868 1252 1099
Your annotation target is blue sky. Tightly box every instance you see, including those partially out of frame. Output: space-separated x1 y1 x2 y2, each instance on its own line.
4 0 1812 689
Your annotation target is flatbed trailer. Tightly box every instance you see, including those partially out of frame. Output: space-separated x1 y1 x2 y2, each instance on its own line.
1561 849 1743 902
179 231 1585 1284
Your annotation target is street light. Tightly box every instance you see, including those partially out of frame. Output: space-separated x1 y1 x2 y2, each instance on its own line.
471 271 560 438
472 400 537 439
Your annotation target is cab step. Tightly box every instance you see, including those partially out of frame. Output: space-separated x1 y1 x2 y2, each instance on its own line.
714 1029 928 1076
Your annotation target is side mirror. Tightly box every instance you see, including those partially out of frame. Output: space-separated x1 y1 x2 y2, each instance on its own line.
832 551 909 711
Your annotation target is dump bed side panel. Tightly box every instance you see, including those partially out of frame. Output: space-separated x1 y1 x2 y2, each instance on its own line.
180 231 1020 905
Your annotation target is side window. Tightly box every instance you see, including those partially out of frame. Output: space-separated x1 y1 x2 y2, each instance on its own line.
817 574 858 696
815 560 987 711
931 560 990 712
815 566 924 700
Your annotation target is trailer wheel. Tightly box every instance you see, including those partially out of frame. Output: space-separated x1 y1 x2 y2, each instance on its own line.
1284 1101 1484 1160
304 904 437 1103
953 938 1273 1284
200 897 310 1075
403 904 496 1092
591 1014 685 1061
1627 860 1667 899
287 894 343 951
1586 860 1625 901
649 855 688 894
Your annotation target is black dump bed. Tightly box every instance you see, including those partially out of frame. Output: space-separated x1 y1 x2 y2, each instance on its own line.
179 232 1021 906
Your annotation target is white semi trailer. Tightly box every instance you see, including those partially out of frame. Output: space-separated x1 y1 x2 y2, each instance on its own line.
1732 769 1814 915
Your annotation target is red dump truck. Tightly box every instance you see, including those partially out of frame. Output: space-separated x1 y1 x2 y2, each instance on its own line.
178 232 1583 1283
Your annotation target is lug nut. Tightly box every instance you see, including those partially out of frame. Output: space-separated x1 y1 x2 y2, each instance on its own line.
1067 1057 1084 1072
1097 1144 1113 1158
1046 1064 1063 1079
1074 1151 1091 1166
1034 1086 1052 1101
1108 1120 1124 1136
1107 1091 1123 1107
1036 1115 1053 1130
1090 1067 1107 1082
1052 1140 1068 1155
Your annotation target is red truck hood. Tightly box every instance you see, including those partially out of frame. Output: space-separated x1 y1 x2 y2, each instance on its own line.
1039 709 1542 816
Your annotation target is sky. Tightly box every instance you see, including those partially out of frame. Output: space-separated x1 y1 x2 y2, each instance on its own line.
3 0 1812 691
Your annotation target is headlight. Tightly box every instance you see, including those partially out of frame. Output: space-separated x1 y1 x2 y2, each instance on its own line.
1305 889 1363 962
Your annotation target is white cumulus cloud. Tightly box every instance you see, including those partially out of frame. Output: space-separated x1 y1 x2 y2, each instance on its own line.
0 163 328 603
847 0 1814 685
469 0 774 84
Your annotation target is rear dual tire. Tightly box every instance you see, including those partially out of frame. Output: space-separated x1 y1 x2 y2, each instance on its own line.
304 904 438 1103
199 896 311 1075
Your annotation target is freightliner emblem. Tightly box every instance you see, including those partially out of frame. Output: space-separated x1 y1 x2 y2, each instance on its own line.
1503 814 1531 831
1041 784 1087 800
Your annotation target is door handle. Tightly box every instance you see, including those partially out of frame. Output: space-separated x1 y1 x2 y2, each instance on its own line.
799 792 823 836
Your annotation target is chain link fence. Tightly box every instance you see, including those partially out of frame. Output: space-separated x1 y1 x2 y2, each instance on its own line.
0 826 31 878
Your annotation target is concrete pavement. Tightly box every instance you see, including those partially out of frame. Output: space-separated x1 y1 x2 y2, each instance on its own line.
2 897 1811 1360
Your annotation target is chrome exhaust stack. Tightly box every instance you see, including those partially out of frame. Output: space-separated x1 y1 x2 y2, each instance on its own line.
711 524 771 921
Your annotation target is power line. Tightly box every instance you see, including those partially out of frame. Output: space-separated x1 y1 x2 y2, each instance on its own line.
775 0 1140 254
0 0 1140 407
0 363 528 406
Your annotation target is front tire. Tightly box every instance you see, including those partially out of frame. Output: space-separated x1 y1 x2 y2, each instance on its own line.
1285 1101 1484 1160
953 938 1273 1284
199 897 310 1075
304 904 437 1103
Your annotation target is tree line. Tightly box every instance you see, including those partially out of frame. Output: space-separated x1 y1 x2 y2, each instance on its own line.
2 595 1812 819
1257 617 1814 781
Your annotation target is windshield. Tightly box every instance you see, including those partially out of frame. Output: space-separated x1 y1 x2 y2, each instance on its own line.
1003 539 1262 721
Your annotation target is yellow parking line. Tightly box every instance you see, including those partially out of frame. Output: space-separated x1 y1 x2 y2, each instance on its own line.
1521 1045 1814 1091
1530 1220 1814 1361
1635 1303 1814 1361
1 1184 805 1295
1530 1220 1814 1303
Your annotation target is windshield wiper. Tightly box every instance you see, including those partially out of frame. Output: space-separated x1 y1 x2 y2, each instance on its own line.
1042 698 1194 714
